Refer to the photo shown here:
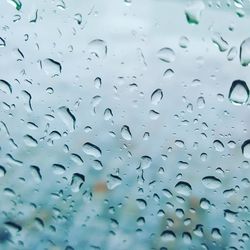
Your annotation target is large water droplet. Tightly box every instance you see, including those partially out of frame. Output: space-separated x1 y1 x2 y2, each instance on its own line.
175 181 192 196
151 88 163 105
202 176 221 189
228 80 249 105
82 142 102 158
88 39 107 59
240 37 250 66
58 106 76 131
157 47 175 63
242 140 250 159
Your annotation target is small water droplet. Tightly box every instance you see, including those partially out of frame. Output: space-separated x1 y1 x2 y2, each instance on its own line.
161 230 176 242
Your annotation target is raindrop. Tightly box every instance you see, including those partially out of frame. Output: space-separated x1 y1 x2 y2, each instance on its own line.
0 38 6 47
58 106 76 131
140 155 152 169
151 88 163 105
228 80 249 105
43 58 62 77
175 181 192 196
241 140 250 159
136 199 147 209
70 154 84 166
185 0 205 25
71 173 85 192
88 39 107 59
224 209 238 223
157 47 175 63
240 37 250 66
161 230 176 242
23 135 38 147
0 80 12 94
121 125 132 140
52 164 66 175
213 140 224 152
202 176 221 189
82 142 102 158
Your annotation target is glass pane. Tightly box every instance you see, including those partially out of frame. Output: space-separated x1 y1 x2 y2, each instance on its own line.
0 0 249 249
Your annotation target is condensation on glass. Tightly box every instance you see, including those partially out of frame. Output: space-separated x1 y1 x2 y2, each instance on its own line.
0 0 250 249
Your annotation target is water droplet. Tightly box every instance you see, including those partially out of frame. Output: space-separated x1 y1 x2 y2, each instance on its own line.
202 176 221 189
0 38 6 47
161 230 176 242
242 140 250 158
43 58 62 77
23 135 38 147
179 36 189 48
0 166 6 177
88 39 107 59
104 108 113 120
0 80 12 94
7 0 22 10
74 13 82 25
185 0 205 25
200 198 210 209
157 47 175 63
228 80 249 105
121 125 132 140
240 38 250 66
70 154 84 166
213 140 224 152
175 181 192 196
94 77 102 89
212 32 229 52
151 88 163 105
227 47 237 61
224 209 238 223
58 106 76 131
107 174 122 190
82 142 102 158
30 165 42 182
136 199 147 209
92 160 103 171
140 155 152 169
71 173 85 192
52 164 66 175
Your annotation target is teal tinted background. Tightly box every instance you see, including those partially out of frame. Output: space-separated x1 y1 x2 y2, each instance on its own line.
0 0 250 249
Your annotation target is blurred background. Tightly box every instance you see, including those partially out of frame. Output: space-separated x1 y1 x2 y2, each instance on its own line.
0 0 250 249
